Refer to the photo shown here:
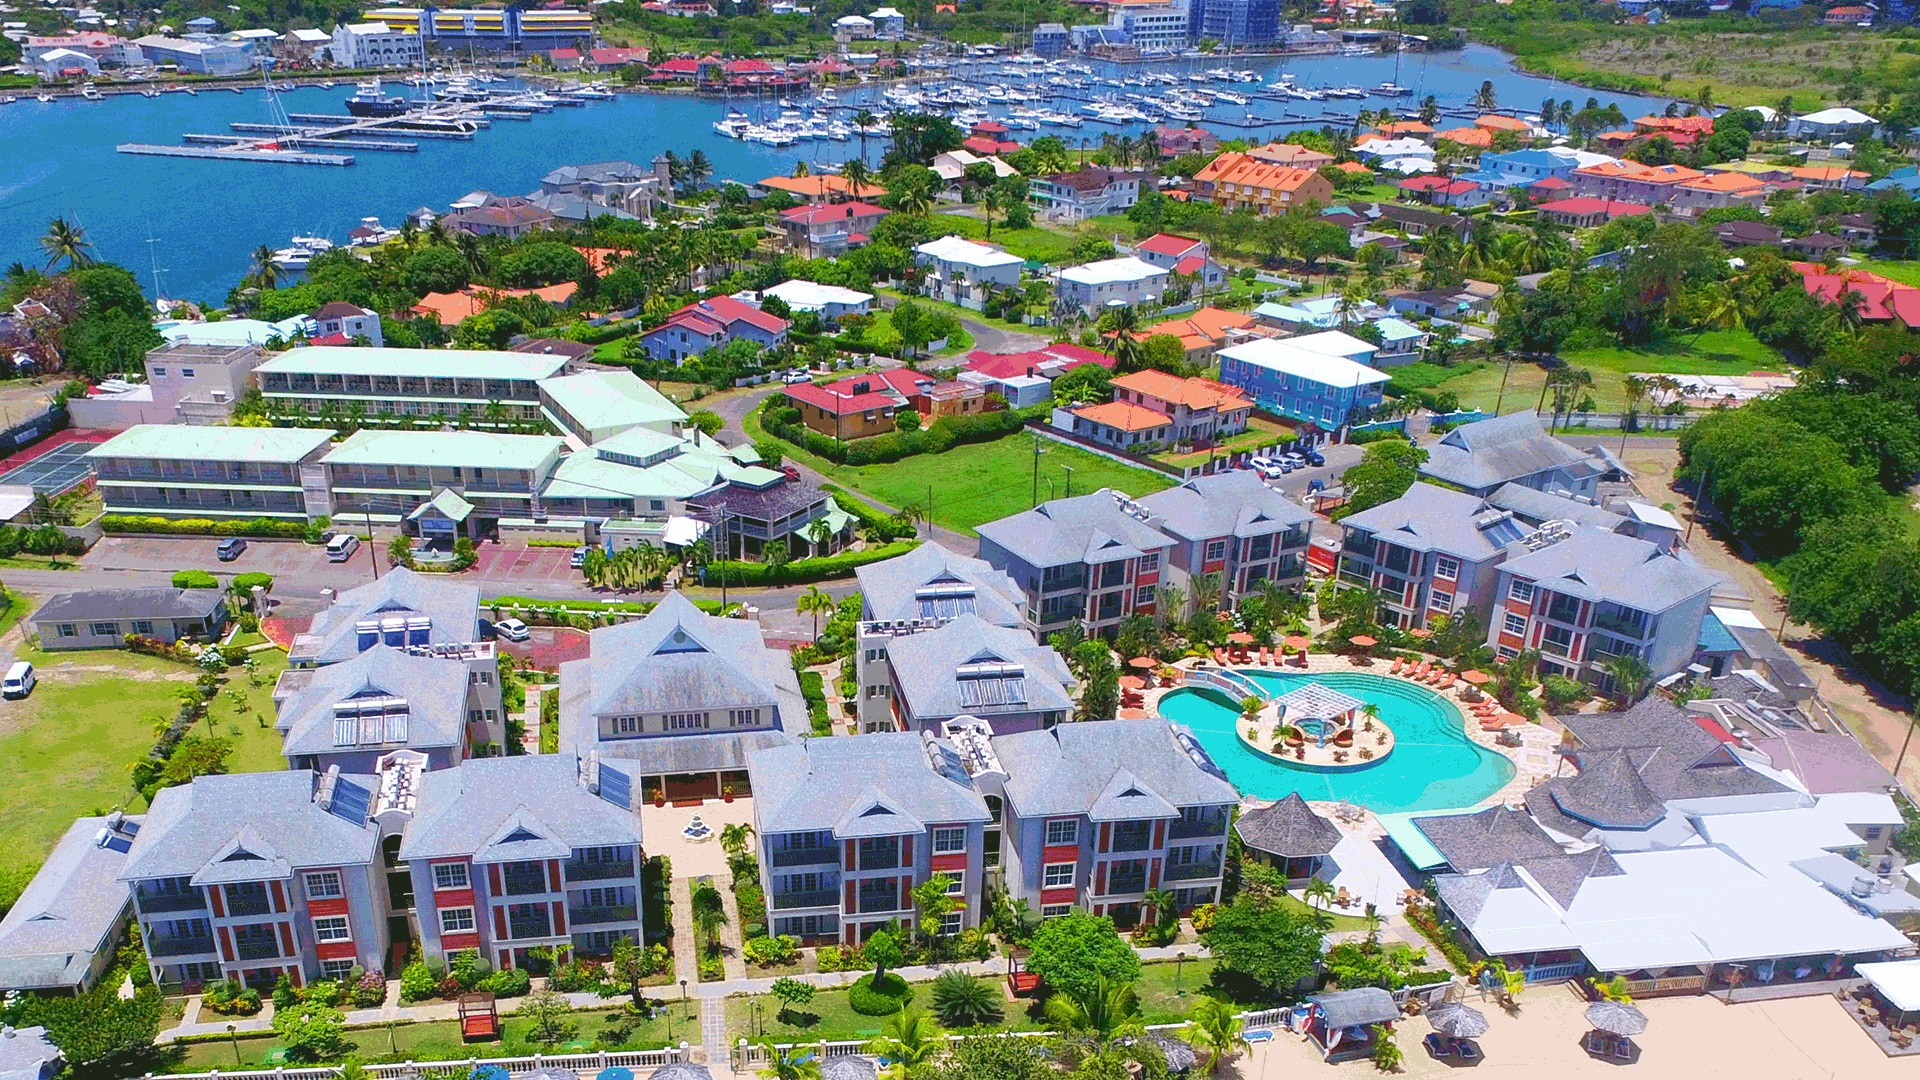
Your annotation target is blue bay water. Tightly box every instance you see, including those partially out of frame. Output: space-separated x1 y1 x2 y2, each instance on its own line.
0 44 1663 303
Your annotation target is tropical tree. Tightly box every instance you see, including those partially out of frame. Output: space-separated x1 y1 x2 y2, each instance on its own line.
758 1042 823 1080
865 1006 944 1073
852 107 880 164
691 883 728 952
1302 877 1337 913
842 157 873 201
720 822 755 860
1601 653 1653 708
252 245 280 290
1043 976 1144 1045
1472 80 1498 111
39 218 93 270
930 969 1003 1028
1187 997 1250 1075
1141 888 1179 942
796 584 835 639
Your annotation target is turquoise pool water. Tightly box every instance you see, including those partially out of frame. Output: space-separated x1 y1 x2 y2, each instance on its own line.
1158 671 1516 814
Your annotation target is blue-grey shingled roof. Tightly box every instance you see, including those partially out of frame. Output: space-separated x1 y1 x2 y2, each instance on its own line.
0 816 141 992
976 489 1172 569
886 615 1075 722
399 754 641 862
1497 529 1720 612
274 646 468 757
296 568 482 664
1484 483 1627 533
30 587 224 625
855 541 1025 627
747 730 990 836
991 719 1238 820
1419 412 1597 492
1339 482 1519 559
1135 470 1312 543
121 772 380 884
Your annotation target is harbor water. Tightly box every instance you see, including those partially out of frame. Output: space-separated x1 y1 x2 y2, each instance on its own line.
0 45 1664 303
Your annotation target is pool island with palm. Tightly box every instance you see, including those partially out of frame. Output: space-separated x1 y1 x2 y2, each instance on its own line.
1159 670 1516 814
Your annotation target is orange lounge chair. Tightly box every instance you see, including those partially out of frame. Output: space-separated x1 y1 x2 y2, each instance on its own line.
1426 669 1447 685
1437 674 1456 689
1389 658 1405 675
1412 661 1430 680
1214 648 1230 666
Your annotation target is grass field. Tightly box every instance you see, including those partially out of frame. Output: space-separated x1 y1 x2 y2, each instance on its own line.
853 311 977 358
1845 259 1920 288
1156 416 1295 467
1389 329 1784 414
928 214 1082 264
172 1004 692 1070
727 975 1042 1043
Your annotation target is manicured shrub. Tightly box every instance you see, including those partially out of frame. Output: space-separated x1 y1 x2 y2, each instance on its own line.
399 962 437 1003
171 569 219 589
705 541 920 588
102 515 307 538
743 935 798 967
847 972 913 1016
477 968 531 998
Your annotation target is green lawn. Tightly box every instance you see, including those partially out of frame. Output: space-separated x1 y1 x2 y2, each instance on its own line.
876 289 1041 338
171 1004 694 1070
1845 259 1920 288
196 648 291 775
726 976 1044 1043
1274 893 1373 934
928 214 1083 264
1388 329 1785 414
1155 416 1296 467
851 312 976 359
0 645 202 864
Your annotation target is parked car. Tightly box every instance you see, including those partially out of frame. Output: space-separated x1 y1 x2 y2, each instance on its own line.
216 537 247 562
781 369 812 384
494 618 531 642
1281 452 1307 470
571 545 590 569
1305 449 1326 467
783 464 801 482
1247 456 1284 480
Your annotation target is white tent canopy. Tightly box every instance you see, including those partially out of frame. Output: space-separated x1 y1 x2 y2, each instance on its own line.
1858 959 1920 1013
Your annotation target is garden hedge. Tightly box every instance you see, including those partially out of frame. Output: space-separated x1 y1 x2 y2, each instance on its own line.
848 973 914 1016
102 515 308 538
818 484 915 543
704 541 919 587
759 402 1030 467
171 569 219 589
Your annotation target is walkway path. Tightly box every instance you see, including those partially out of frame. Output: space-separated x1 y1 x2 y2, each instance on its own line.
668 874 699 998
713 874 747 981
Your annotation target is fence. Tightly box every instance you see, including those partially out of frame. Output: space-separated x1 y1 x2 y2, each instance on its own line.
1024 419 1309 484
733 1010 1302 1069
1530 410 1696 432
144 1046 691 1080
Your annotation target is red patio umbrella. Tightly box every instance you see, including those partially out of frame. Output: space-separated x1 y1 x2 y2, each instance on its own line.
1129 656 1160 670
1459 670 1492 684
1118 707 1149 719
1348 635 1378 647
1409 628 1434 639
1119 675 1147 690
1284 635 1312 650
1227 632 1256 644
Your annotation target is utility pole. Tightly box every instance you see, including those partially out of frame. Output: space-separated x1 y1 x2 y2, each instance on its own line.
927 483 933 538
366 504 380 580
1031 435 1044 508
1895 711 1919 783
1063 465 1074 500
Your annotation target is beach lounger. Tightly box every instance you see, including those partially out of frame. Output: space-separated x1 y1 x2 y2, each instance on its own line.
1214 648 1230 666
1389 658 1405 674
1244 1030 1274 1044
1457 1041 1480 1063
1437 674 1456 689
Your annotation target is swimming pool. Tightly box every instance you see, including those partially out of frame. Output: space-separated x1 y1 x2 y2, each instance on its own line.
1158 671 1516 814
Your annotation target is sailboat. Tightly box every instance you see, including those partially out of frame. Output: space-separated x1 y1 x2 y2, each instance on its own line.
1373 29 1411 96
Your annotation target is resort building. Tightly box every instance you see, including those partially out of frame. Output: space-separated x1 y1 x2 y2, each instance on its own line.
1136 470 1313 608
535 370 686 445
1030 168 1149 221
398 754 645 968
755 174 888 205
130 34 251 74
308 302 384 347
880 616 1076 735
557 593 804 803
1418 412 1611 498
1215 336 1390 437
1235 794 1341 886
317 430 566 540
1131 233 1229 292
270 646 476 773
1191 153 1334 216
30 588 229 652
0 815 142 996
87 425 335 522
853 542 1028 732
639 295 791 365
1245 141 1333 169
1054 256 1170 317
977 489 1177 637
359 6 593 52
1107 370 1252 444
328 21 423 66
1055 400 1176 451
286 569 506 752
1569 160 1705 206
254 347 566 427
1134 307 1257 364
1336 482 1529 631
913 236 1024 310
774 201 889 259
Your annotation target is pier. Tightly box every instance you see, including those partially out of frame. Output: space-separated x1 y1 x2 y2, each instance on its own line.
115 143 355 165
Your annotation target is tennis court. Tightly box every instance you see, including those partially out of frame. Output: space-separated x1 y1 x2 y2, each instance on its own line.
0 442 98 496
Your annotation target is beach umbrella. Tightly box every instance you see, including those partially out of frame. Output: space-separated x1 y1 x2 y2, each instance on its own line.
1118 707 1149 719
820 1057 880 1080
648 1065 716 1080
1585 1001 1649 1036
1119 1034 1198 1072
1129 656 1160 669
1348 634 1377 647
1119 675 1146 690
1284 635 1311 650
1227 631 1255 644
1460 670 1492 684
1427 1002 1489 1038
524 1069 575 1080
1408 628 1434 639
596 1069 636 1080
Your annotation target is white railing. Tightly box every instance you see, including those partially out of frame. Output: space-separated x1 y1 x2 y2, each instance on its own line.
146 1047 689 1080
1186 667 1267 703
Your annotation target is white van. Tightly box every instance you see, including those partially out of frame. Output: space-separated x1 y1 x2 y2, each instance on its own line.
326 534 361 562
3 661 35 699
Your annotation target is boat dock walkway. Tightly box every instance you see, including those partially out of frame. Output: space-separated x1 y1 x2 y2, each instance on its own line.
115 143 354 165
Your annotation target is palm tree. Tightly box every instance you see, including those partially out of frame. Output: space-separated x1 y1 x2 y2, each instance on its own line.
720 822 755 860
425 217 450 247
1472 80 1498 112
864 1006 944 1073
398 217 420 252
796 584 835 639
1045 976 1144 1045
896 185 936 216
1303 876 1337 912
757 1043 823 1080
1691 280 1746 343
841 157 873 203
1155 582 1185 627
1188 997 1250 1075
1139 128 1160 165
456 232 489 280
687 149 713 192
1601 653 1652 708
252 245 280 290
691 883 728 952
852 107 879 164
1188 571 1222 619
1142 888 1179 939
38 218 93 270
1418 94 1440 126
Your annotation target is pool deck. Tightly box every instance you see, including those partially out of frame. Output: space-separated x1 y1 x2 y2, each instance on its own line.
1142 651 1566 918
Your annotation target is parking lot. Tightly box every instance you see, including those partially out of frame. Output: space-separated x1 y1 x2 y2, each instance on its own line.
470 545 578 583
86 536 351 575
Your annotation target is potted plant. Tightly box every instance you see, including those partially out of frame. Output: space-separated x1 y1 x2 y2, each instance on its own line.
722 784 735 804
650 788 665 808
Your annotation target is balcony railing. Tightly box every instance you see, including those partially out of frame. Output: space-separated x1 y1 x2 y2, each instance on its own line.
234 937 281 962
148 936 217 958
1338 566 1372 588
508 916 555 940
772 847 836 868
1163 859 1223 882
853 897 910 916
1104 875 1147 896
567 905 639 926
856 851 900 872
1039 571 1088 595
1591 610 1653 640
137 892 206 914
503 871 551 896
564 861 635 883
1169 815 1227 841
1111 831 1154 853
772 890 840 911
225 894 271 917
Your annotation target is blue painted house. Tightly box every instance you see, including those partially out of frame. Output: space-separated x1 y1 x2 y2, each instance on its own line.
639 295 790 365
1475 148 1580 182
1216 336 1390 437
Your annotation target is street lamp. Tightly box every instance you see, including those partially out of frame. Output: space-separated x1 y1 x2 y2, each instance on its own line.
1175 951 1187 996
226 1023 240 1067
680 977 689 1003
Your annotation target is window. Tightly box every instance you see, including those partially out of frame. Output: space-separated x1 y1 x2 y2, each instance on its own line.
1433 555 1460 582
180 368 195 378
1134 585 1153 606
1137 552 1159 573
439 907 475 934
1204 539 1227 563
729 708 759 728
1503 613 1527 637
578 846 623 864
56 624 75 637
939 911 963 936
665 712 707 731
577 886 626 908
312 916 350 943
151 366 167 377
305 871 343 899
785 872 825 893
320 958 355 981
933 827 966 853
942 872 965 896
1042 904 1072 919
131 620 154 635
89 622 118 637
614 716 638 734
1045 819 1078 846
433 863 469 891
1167 846 1203 867
1043 863 1076 887
1508 579 1534 603
1865 826 1884 841
1428 590 1453 613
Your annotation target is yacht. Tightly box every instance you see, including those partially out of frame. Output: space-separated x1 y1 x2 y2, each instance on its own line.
570 84 615 100
35 92 53 103
712 107 752 138
79 84 102 101
1372 82 1411 97
345 78 409 117
270 236 334 273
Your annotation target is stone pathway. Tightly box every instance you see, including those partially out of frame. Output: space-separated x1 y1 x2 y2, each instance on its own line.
713 874 747 981
698 997 727 1064
514 683 554 754
668 874 699 992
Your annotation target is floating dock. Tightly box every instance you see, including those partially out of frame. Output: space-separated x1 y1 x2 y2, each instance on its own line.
116 143 355 165
184 132 418 152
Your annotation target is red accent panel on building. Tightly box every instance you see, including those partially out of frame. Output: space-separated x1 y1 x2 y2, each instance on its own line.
317 940 356 961
442 931 479 952
1041 887 1077 906
845 840 857 869
1152 820 1166 848
288 964 303 988
218 925 235 962
930 853 966 873
548 860 563 893
1497 632 1525 650
901 877 913 909
1136 571 1159 587
1149 858 1162 889
489 864 503 895
493 907 508 940
1201 559 1226 575
308 897 349 918
277 922 295 955
436 888 475 909
901 835 912 865
1099 822 1112 853
552 901 566 935
269 880 286 913
1043 844 1080 865
845 882 856 913
209 888 226 918
1095 863 1107 894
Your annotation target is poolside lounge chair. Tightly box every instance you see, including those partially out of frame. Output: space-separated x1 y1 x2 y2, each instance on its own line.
1424 1034 1453 1059
1214 648 1230 666
1389 658 1405 675
1437 674 1456 690
1457 1041 1480 1063
1409 661 1428 680
1244 1029 1274 1044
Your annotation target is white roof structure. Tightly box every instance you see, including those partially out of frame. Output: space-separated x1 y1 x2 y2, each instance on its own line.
1743 105 1778 123
1354 137 1434 160
915 235 1022 269
761 280 873 312
1622 501 1682 531
1289 329 1377 361
289 27 331 41
1218 337 1391 390
834 13 873 25
932 149 1020 182
1859 959 1920 1012
1058 256 1167 286
1796 107 1877 126
870 5 904 15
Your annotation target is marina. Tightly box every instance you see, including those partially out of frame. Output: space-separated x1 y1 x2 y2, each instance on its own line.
0 44 1666 301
